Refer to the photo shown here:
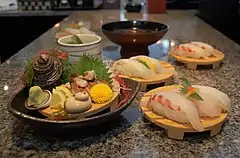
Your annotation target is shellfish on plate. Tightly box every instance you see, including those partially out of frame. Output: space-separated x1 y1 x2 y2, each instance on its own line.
21 50 131 120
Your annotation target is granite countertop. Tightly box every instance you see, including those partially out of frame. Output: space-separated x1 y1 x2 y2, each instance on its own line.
0 10 240 158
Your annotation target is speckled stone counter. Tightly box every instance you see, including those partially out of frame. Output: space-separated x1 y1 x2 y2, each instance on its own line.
0 10 240 158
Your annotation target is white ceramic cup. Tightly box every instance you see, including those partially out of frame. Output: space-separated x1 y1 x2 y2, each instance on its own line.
57 34 102 61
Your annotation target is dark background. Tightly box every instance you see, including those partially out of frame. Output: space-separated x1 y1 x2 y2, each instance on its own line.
0 0 239 63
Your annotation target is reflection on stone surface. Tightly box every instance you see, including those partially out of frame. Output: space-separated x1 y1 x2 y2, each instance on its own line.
4 85 8 91
103 45 119 51
54 23 60 28
102 38 172 60
102 45 121 60
170 40 176 47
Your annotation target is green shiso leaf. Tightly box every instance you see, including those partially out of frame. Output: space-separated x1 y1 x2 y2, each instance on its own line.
179 77 204 101
23 59 34 85
179 77 191 94
179 86 187 94
60 57 72 83
71 54 112 83
189 93 204 101
180 77 191 87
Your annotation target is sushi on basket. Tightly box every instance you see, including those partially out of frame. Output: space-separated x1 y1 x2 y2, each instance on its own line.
170 41 218 59
148 91 204 131
146 78 231 131
111 55 171 80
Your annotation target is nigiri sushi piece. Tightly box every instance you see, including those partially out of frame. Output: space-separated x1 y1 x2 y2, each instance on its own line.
173 43 214 59
130 55 165 73
147 92 204 131
111 59 156 79
190 42 217 57
190 85 231 117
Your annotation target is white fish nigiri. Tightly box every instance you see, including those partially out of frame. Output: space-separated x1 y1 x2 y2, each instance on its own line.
191 85 231 117
190 42 216 57
130 55 165 73
173 43 213 59
173 43 205 59
112 59 156 79
147 92 204 131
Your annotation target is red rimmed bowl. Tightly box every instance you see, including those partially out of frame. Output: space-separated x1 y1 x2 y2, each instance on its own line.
102 20 169 58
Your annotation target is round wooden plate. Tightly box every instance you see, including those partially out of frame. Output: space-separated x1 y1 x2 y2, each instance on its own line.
140 85 228 140
39 92 119 119
119 61 175 91
170 49 224 70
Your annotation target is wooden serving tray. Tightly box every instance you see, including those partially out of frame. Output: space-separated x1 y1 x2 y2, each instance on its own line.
119 61 175 91
171 49 224 70
39 92 119 119
140 85 228 140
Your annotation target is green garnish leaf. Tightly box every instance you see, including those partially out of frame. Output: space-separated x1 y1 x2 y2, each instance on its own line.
180 77 191 87
22 59 34 85
138 60 150 69
71 54 112 84
189 93 204 101
179 77 204 101
60 57 72 83
179 77 191 94
179 86 188 94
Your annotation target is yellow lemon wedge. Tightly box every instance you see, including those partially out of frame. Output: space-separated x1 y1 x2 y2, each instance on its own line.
135 57 157 73
51 89 67 109
50 104 62 110
55 86 73 98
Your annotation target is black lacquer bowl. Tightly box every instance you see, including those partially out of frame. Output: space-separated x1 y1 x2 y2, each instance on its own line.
8 78 140 132
102 20 169 58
